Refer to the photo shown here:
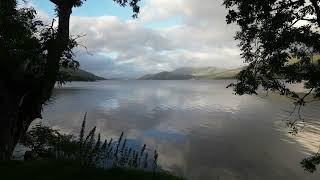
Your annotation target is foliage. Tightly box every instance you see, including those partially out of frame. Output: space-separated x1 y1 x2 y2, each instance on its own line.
50 0 140 17
0 0 139 83
21 124 79 160
224 0 320 102
0 1 79 84
301 153 320 173
223 0 320 172
0 0 141 160
21 114 158 171
113 0 141 18
1 0 140 85
0 1 44 81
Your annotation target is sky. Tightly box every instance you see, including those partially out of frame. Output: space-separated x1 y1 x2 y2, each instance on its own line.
22 0 243 78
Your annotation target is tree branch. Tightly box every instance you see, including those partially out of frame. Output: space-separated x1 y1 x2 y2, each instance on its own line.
310 0 320 26
49 0 62 6
271 0 303 11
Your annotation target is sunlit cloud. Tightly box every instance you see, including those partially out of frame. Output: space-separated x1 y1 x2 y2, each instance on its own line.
28 0 243 78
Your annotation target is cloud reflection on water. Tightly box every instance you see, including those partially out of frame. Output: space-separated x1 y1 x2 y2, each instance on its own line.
40 80 320 180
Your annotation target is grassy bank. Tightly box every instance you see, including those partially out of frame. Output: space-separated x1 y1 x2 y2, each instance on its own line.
0 160 183 180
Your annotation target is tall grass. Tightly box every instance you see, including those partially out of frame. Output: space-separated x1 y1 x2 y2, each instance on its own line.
20 113 159 171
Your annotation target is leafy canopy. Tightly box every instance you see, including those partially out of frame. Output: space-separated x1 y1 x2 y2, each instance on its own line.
49 0 140 17
223 0 320 172
0 0 79 85
224 0 320 104
1 0 141 85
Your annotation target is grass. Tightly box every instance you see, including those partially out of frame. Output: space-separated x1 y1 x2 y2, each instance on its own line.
9 115 184 179
21 116 159 170
0 160 184 180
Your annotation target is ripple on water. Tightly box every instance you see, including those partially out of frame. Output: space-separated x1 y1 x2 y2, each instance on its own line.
31 81 320 180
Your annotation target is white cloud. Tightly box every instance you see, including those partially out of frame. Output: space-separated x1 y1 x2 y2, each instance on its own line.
139 0 187 23
30 0 243 78
17 0 52 24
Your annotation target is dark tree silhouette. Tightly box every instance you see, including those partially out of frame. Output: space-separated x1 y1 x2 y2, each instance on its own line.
223 0 320 172
0 0 140 160
224 0 320 101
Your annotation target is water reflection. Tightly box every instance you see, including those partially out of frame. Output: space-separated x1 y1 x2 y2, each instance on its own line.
40 80 320 180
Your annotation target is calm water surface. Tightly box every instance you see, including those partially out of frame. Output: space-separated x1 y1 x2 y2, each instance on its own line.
41 80 320 180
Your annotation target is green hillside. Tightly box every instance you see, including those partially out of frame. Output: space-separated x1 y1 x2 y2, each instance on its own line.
138 67 242 80
60 68 106 81
193 67 242 79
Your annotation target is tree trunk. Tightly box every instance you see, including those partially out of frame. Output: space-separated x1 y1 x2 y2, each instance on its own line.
0 81 39 160
0 107 34 160
43 2 72 100
0 1 73 160
0 82 17 160
310 0 320 26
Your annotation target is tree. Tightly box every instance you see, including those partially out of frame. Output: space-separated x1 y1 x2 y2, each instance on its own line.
223 0 320 172
0 0 140 160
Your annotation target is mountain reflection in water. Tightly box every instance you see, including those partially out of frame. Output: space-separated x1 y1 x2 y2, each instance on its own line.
39 80 320 180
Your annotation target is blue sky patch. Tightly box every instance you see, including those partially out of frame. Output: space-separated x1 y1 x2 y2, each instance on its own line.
33 0 145 21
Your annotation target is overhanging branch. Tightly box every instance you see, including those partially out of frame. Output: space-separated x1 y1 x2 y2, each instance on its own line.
310 0 320 26
49 0 62 6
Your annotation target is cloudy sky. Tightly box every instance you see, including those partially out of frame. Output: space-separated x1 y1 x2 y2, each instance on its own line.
26 0 243 78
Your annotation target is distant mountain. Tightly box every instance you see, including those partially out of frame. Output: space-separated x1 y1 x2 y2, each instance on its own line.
139 71 193 80
138 67 242 80
60 68 106 81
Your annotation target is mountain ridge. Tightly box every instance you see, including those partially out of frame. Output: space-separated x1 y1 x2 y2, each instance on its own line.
138 67 242 80
60 68 106 81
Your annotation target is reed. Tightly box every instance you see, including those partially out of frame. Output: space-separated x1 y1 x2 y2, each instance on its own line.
21 113 159 172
